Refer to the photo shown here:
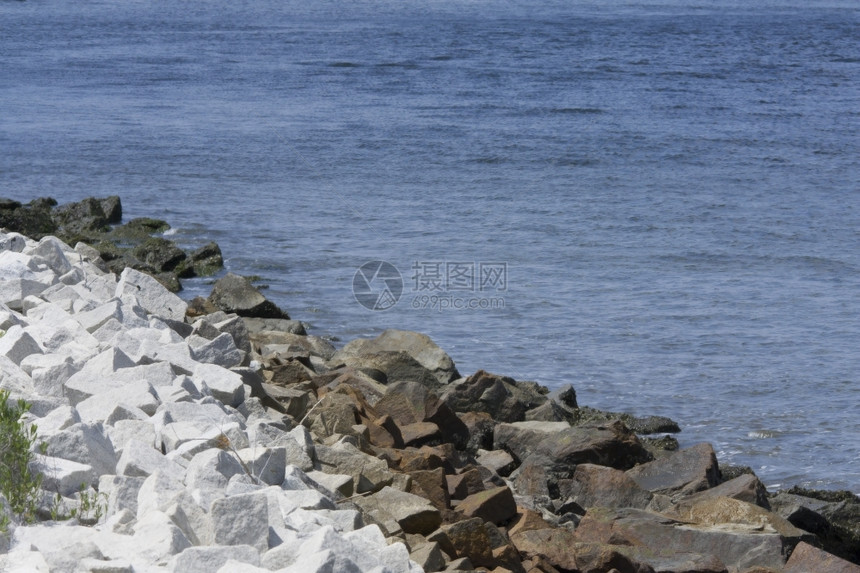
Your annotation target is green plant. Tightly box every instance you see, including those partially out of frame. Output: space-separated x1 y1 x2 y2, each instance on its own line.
0 389 44 527
49 484 107 526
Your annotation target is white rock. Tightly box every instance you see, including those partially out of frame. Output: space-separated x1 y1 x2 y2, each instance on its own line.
168 545 260 573
73 299 125 333
306 470 354 498
0 324 43 365
105 404 151 426
0 549 50 572
23 302 101 360
21 353 78 397
30 454 96 496
153 399 244 434
105 418 155 459
160 421 214 453
116 268 187 322
65 371 158 409
0 354 36 399
136 470 186 520
33 404 81 437
192 363 246 407
210 490 270 553
189 332 243 368
184 448 246 509
0 232 27 253
92 317 126 346
215 561 272 573
43 422 117 477
163 490 214 546
137 339 199 374
132 510 192 566
12 524 106 572
76 382 161 421
58 266 86 286
31 236 73 275
237 446 286 486
99 474 147 518
116 438 185 480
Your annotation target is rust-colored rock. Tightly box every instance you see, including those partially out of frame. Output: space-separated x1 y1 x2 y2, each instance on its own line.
402 421 443 447
557 463 654 511
409 468 451 512
442 517 496 569
784 541 860 573
448 468 487 500
508 509 554 538
457 486 517 525
511 528 653 573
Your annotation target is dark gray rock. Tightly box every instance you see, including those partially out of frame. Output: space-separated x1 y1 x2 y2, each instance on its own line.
208 273 290 319
441 370 548 424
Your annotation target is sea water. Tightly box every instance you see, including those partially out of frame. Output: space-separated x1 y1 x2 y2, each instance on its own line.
2 0 858 492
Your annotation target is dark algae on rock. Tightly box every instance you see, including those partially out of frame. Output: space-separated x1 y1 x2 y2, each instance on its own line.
0 196 223 292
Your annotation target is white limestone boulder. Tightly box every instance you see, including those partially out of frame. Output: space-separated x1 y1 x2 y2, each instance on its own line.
116 438 185 480
42 422 117 477
192 363 246 408
116 268 187 322
0 324 43 365
168 545 260 573
30 454 96 496
210 490 270 553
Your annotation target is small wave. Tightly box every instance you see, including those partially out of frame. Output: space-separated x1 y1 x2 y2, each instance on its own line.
748 430 780 439
329 61 360 68
551 107 605 115
162 228 177 236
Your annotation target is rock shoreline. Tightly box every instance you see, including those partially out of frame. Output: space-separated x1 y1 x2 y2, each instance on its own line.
0 212 858 572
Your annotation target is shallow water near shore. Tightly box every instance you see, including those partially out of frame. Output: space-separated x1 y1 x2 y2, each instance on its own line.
2 0 859 492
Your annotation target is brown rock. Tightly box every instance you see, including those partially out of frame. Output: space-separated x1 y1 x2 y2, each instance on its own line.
511 528 654 573
366 414 405 449
573 506 791 571
508 509 553 538
410 468 451 511
458 486 517 525
477 450 517 478
269 359 315 386
375 381 470 449
493 544 527 573
459 411 496 453
441 370 548 423
495 420 652 472
402 421 443 447
329 329 460 386
784 542 860 573
557 463 654 511
442 517 496 569
626 442 720 498
448 468 487 500
680 473 770 509
303 392 358 438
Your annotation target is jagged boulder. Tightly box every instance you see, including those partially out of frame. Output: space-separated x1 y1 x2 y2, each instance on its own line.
441 370 548 423
329 329 459 387
208 273 289 319
626 442 720 498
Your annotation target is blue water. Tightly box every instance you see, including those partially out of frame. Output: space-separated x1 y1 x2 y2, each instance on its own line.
2 0 858 492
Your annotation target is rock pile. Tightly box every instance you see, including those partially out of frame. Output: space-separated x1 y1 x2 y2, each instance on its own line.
0 228 858 573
